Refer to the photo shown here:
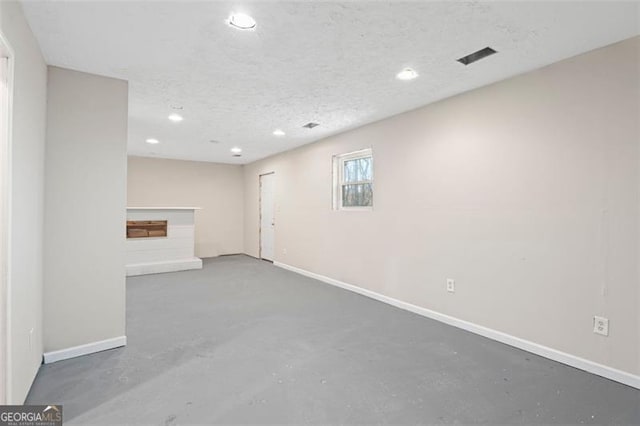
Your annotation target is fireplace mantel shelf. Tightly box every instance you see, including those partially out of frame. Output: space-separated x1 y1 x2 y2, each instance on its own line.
127 206 202 210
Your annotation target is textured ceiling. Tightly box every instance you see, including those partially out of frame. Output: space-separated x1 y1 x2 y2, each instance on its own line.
21 1 640 164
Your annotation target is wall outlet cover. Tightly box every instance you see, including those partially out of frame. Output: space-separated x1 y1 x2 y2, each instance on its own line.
593 316 609 336
446 278 455 293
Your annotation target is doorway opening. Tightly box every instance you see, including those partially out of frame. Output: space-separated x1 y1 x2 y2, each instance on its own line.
259 172 275 262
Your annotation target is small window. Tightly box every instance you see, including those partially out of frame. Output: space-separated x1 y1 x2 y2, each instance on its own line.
333 148 373 210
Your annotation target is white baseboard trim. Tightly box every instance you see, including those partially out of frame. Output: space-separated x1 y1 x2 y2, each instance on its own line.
274 261 640 390
43 336 127 364
126 257 202 276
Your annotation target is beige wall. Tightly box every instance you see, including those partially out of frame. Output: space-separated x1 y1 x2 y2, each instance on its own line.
44 67 128 353
0 1 47 404
127 156 244 258
244 37 640 375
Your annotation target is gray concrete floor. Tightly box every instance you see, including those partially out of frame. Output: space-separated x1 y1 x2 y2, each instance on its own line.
27 255 640 424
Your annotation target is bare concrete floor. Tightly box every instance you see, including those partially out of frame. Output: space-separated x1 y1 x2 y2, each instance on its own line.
27 255 639 424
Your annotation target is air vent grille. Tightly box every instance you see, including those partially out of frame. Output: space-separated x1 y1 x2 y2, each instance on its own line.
457 47 497 66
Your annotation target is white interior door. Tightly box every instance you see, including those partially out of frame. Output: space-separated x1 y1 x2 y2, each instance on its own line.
259 173 275 261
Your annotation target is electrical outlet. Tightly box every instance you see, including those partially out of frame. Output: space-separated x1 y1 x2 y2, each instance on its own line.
446 279 455 293
29 328 34 350
593 316 609 336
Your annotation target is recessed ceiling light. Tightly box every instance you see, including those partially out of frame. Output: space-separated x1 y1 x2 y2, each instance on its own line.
145 138 159 144
168 113 183 122
396 68 418 81
227 13 256 30
230 147 242 154
273 129 285 136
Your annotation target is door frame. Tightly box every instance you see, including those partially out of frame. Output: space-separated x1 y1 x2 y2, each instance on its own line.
258 172 275 261
0 29 15 405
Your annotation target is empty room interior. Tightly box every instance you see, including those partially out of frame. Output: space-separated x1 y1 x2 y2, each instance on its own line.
1 0 640 424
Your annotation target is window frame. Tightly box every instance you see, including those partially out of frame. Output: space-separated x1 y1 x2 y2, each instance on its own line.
332 148 373 211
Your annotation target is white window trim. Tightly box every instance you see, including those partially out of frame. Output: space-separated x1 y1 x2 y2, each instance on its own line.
332 148 373 211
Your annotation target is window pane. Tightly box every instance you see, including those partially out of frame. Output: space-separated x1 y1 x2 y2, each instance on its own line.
343 157 372 183
343 159 356 182
342 183 373 207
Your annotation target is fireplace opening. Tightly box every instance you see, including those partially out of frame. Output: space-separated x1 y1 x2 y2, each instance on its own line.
127 220 167 238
